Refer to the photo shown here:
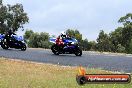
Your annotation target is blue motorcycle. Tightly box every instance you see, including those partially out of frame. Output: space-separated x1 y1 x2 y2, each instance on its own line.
50 37 82 56
0 34 27 51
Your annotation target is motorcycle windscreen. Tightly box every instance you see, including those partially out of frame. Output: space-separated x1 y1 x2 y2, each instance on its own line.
64 38 78 44
12 35 24 41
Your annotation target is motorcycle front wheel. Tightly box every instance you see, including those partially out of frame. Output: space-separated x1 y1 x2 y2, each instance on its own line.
21 44 27 51
75 48 82 56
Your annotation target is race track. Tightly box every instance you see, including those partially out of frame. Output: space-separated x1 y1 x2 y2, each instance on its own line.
0 48 132 73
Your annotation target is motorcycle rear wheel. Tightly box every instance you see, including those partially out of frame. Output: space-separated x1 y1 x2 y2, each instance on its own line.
51 44 60 55
1 40 9 50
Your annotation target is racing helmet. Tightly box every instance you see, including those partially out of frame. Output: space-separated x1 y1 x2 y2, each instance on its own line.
60 31 66 35
60 31 67 38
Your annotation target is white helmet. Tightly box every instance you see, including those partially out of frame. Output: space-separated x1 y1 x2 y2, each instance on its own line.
60 31 66 35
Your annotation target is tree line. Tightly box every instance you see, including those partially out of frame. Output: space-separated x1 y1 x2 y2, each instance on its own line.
0 0 29 33
96 13 132 53
0 0 132 53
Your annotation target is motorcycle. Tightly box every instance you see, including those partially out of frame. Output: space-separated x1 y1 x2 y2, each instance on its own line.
50 37 82 56
0 34 27 51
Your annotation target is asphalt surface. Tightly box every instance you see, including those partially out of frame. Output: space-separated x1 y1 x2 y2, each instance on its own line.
0 48 132 73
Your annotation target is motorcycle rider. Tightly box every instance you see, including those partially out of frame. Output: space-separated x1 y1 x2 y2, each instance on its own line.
56 31 69 52
59 31 67 39
5 29 16 42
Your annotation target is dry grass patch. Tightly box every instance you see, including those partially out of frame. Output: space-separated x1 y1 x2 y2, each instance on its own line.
0 57 131 88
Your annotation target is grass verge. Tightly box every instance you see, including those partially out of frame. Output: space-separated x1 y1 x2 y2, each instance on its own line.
0 57 131 88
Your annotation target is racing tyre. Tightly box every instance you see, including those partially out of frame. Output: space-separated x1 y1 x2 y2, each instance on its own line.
51 44 59 55
1 40 9 50
76 76 86 85
21 44 26 51
75 48 82 56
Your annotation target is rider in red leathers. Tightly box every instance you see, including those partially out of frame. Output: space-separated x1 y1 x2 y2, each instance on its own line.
55 31 68 52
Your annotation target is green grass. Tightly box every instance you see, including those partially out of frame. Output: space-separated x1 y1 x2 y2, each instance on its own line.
0 57 131 88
